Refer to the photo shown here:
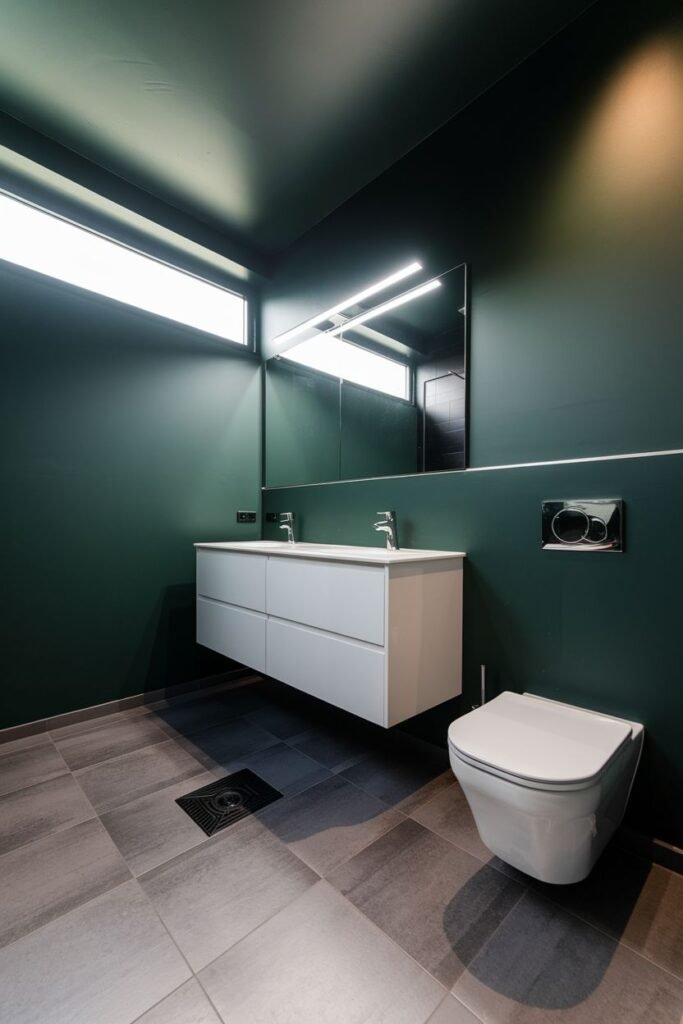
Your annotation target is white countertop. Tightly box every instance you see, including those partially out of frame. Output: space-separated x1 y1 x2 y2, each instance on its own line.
194 539 465 565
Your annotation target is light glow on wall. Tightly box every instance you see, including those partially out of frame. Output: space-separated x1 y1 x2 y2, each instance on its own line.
0 192 247 343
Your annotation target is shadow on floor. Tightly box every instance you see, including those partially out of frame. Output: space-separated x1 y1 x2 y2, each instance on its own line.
446 846 652 1008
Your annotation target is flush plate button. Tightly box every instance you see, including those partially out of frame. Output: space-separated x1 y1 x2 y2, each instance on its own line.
542 499 623 552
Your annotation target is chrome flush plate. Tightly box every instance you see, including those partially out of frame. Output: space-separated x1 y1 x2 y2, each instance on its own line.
541 499 623 552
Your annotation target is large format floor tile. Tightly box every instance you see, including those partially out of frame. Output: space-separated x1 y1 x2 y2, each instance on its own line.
221 741 332 799
0 737 68 797
133 979 222 1024
54 716 169 771
101 771 217 876
290 719 380 772
258 773 403 875
174 716 278 770
535 846 683 980
427 996 485 1022
74 738 206 813
245 697 321 739
0 774 94 856
410 782 496 863
199 880 446 1024
453 889 683 1023
341 732 452 812
0 880 190 1024
329 818 525 987
151 696 246 739
0 818 130 948
140 815 318 971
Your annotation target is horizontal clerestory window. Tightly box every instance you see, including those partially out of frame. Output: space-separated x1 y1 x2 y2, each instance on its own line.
0 191 247 344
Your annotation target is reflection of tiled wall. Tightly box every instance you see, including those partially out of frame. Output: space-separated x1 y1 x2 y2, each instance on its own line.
423 372 466 471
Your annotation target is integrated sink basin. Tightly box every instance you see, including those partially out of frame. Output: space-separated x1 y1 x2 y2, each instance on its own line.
194 540 466 565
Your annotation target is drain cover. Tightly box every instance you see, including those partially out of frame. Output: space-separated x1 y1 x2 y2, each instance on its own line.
176 770 282 836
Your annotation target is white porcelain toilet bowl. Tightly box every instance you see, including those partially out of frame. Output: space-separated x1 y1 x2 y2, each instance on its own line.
448 692 643 884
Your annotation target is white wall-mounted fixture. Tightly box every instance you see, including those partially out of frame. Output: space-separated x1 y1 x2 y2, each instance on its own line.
194 540 464 727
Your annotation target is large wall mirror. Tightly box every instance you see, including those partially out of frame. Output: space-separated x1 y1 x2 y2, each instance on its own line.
264 261 469 487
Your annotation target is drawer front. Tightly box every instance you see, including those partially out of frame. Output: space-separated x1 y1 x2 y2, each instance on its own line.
266 618 386 725
196 597 266 673
266 557 385 645
196 550 266 612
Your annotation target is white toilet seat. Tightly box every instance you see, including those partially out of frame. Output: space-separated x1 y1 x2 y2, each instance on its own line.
447 691 634 791
447 692 644 883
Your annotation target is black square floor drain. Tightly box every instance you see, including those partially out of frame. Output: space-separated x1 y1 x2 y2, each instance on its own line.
176 769 283 836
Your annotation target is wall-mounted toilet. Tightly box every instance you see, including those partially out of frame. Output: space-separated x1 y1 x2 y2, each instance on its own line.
448 692 644 884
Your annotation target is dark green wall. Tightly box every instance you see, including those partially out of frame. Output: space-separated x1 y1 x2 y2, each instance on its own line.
1 262 261 729
264 359 417 485
262 0 683 846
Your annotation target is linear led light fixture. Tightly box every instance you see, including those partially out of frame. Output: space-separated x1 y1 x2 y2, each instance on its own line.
326 277 441 338
275 260 422 346
0 190 247 343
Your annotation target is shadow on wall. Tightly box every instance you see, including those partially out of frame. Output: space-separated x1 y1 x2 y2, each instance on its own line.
126 583 236 697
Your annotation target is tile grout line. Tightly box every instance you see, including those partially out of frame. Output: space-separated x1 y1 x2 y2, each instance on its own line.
127 979 193 1024
405 797 683 986
59 735 173 775
0 872 135 958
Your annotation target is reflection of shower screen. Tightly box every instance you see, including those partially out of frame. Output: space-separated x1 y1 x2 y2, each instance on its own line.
422 371 466 472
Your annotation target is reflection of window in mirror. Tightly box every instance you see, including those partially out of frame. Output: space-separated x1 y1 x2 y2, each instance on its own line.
265 261 468 486
282 336 410 400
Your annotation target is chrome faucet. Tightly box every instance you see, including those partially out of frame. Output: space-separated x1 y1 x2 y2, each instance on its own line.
279 511 296 544
373 510 399 551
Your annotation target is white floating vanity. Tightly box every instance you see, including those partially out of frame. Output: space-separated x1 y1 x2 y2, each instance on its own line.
194 540 465 727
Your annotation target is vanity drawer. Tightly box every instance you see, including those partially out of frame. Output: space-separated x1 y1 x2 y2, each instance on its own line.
266 557 385 645
266 618 386 725
196 597 266 673
196 549 266 612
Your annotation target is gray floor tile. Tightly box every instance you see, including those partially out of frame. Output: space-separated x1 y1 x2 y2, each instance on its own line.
341 733 452 812
0 774 94 856
0 818 131 948
290 719 380 772
411 781 497 863
54 716 169 771
258 773 403 875
453 889 683 1023
410 782 527 883
48 706 151 740
536 846 683 980
246 701 320 740
427 995 485 1022
132 979 222 1024
0 738 68 797
74 738 206 813
329 817 525 987
0 732 48 756
140 815 318 971
151 696 245 739
101 771 217 876
199 880 445 1024
220 741 332 798
0 880 191 1024
174 716 278 770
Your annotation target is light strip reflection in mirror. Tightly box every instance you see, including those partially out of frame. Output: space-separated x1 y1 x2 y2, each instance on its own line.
274 260 422 346
326 277 441 338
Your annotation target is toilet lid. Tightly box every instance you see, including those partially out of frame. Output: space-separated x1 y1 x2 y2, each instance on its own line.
448 692 633 786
